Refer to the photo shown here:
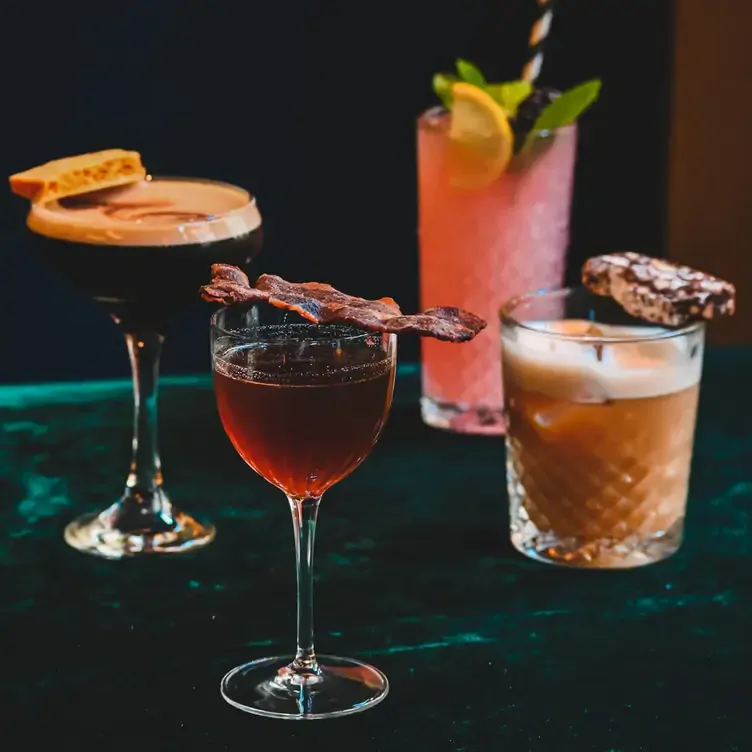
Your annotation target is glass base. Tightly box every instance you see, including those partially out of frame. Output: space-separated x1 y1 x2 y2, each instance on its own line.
220 654 389 720
510 518 684 569
64 502 216 559
420 396 505 436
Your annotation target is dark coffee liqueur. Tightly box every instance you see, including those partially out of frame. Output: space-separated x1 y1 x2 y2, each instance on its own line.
27 177 262 329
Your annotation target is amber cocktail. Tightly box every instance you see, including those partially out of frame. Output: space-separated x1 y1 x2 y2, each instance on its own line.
212 303 397 719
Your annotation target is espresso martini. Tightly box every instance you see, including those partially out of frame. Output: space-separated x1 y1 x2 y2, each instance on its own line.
10 150 263 558
26 175 262 330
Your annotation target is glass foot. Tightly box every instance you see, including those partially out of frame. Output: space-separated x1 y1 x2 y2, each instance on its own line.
64 505 216 559
421 395 505 435
220 654 389 720
510 518 684 569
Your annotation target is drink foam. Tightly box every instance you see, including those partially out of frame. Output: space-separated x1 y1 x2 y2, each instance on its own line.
27 177 261 247
502 320 703 401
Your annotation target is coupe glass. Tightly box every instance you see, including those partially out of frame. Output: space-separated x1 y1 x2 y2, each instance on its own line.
211 302 397 719
23 177 262 558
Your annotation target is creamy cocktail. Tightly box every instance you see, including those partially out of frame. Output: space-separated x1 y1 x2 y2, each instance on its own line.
502 254 736 568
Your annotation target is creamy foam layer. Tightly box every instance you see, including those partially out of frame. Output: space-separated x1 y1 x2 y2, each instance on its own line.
27 177 261 246
502 320 703 401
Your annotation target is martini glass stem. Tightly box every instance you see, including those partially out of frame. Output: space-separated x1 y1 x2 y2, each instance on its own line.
288 495 321 673
123 329 169 520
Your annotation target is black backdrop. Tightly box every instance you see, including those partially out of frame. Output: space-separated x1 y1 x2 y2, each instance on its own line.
0 0 672 383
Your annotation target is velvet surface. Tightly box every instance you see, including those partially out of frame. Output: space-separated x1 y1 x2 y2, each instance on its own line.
1 355 749 749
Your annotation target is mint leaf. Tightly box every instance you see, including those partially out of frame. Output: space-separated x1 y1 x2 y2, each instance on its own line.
486 80 532 115
432 73 458 109
528 79 602 138
456 59 486 88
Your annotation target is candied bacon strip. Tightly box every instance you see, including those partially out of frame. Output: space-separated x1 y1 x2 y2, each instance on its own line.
201 264 487 342
200 264 264 305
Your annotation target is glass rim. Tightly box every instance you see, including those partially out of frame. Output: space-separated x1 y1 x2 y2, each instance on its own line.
210 307 395 346
499 285 705 344
28 174 257 218
417 105 577 136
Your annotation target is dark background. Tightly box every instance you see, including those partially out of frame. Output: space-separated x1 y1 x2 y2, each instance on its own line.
0 0 672 384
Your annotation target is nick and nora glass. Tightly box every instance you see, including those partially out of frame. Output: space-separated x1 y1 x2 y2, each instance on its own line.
418 111 577 435
501 287 704 568
211 303 396 719
23 176 262 558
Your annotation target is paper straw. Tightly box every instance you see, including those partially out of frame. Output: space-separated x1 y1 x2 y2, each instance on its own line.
521 0 555 83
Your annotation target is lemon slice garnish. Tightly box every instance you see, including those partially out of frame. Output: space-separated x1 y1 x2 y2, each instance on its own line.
448 82 514 189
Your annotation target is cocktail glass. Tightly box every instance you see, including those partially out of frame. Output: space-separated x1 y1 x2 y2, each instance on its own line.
211 302 397 719
501 286 704 568
23 177 262 558
418 109 577 434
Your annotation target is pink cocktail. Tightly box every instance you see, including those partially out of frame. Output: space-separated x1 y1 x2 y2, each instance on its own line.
417 107 577 434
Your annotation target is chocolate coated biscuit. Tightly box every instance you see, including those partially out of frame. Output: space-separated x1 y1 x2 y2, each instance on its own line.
582 252 735 326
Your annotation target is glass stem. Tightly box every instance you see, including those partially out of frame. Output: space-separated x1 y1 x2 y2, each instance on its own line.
288 495 321 673
123 330 167 518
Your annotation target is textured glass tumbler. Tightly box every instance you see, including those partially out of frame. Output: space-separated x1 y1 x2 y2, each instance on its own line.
501 286 705 568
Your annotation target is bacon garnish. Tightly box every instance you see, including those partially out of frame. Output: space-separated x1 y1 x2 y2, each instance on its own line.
201 264 486 343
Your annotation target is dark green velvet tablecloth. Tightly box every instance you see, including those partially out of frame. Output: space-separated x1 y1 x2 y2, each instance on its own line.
1 354 751 750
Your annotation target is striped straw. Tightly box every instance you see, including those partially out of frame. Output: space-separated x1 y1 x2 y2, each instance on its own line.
521 0 555 83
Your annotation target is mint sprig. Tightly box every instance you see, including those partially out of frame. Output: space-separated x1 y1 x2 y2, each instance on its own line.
431 60 486 109
486 81 532 115
433 60 531 115
525 79 602 147
432 73 458 110
430 61 602 155
456 59 486 88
